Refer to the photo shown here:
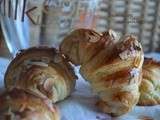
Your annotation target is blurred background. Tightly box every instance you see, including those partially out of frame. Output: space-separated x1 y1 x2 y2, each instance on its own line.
0 27 11 58
0 0 160 58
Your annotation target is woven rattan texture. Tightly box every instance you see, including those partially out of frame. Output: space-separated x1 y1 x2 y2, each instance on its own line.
96 0 160 52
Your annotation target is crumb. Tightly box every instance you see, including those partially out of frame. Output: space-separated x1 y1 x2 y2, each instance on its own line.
119 47 137 60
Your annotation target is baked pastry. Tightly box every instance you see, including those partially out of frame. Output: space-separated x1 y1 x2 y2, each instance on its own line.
60 29 144 116
60 29 117 65
5 47 77 103
138 58 160 105
0 88 59 120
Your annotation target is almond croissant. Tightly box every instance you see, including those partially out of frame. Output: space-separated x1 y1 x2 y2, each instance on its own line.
0 88 59 120
138 58 160 105
5 47 77 103
60 29 144 116
60 29 117 65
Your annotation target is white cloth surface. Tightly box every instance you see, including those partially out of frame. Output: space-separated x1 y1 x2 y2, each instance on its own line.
0 53 160 120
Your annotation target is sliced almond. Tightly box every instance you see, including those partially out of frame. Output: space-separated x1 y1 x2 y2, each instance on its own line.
19 103 27 112
88 32 100 43
108 29 118 41
29 61 48 67
53 54 62 63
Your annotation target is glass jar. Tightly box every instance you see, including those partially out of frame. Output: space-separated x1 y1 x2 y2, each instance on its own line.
0 0 104 57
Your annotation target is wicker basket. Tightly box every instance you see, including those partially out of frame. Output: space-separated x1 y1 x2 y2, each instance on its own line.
95 0 160 52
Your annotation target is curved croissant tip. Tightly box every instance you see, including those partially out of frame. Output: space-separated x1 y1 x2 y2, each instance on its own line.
0 88 60 120
144 57 160 67
16 46 58 57
102 29 119 40
116 34 142 53
108 29 117 37
122 34 138 42
124 35 142 49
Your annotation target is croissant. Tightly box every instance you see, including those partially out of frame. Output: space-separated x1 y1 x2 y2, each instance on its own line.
4 47 77 103
60 29 117 65
138 58 160 105
60 29 144 116
0 88 59 120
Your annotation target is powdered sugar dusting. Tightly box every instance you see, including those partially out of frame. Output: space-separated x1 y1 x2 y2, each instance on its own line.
130 68 140 77
119 48 136 60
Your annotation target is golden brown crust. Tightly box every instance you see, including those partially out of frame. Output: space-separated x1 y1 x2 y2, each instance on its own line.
60 29 144 116
5 47 77 103
88 36 143 116
0 88 60 120
138 58 160 106
60 29 115 65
